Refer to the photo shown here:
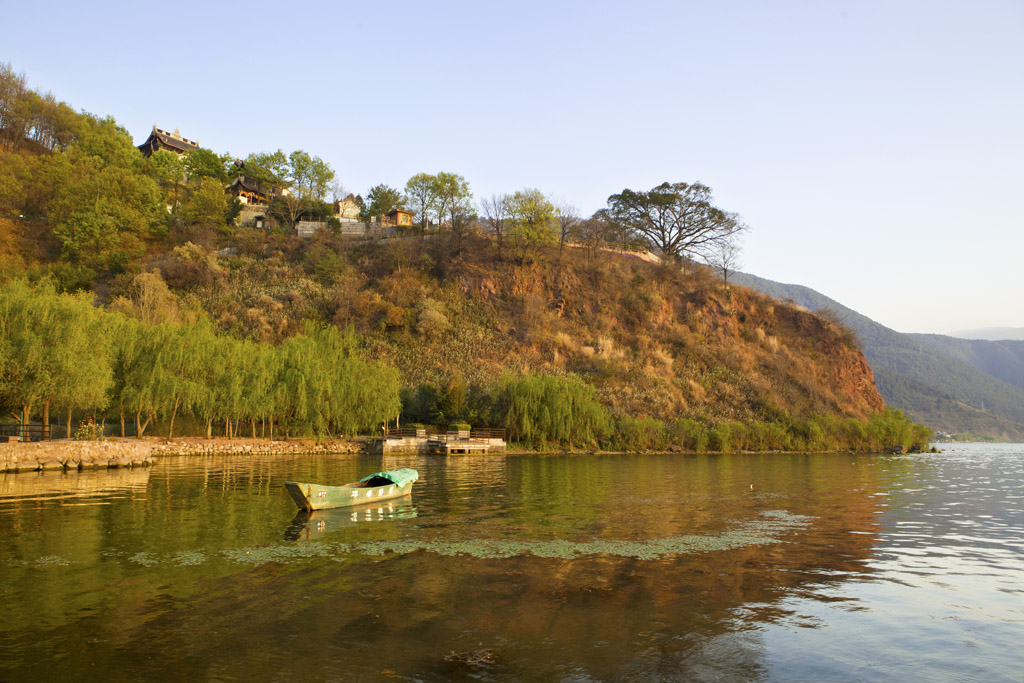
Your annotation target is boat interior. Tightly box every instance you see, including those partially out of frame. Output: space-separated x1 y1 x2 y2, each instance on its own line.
356 475 396 488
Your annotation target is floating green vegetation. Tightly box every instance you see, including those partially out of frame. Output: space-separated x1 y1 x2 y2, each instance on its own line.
129 552 160 566
172 551 207 566
86 511 813 568
221 542 336 566
356 511 809 560
247 509 811 564
28 555 71 567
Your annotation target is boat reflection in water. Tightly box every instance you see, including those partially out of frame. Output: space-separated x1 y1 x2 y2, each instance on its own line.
285 500 418 541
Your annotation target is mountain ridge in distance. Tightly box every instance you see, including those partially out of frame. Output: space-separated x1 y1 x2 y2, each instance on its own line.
731 272 1024 440
950 327 1024 341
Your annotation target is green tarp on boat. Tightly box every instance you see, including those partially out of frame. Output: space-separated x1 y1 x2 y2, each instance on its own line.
359 468 419 488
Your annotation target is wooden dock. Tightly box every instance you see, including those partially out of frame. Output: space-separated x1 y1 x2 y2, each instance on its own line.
370 427 506 455
427 437 491 455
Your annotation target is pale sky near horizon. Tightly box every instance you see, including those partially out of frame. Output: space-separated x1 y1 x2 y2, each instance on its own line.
5 0 1023 336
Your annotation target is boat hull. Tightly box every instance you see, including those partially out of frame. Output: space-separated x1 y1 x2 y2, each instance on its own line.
284 479 414 511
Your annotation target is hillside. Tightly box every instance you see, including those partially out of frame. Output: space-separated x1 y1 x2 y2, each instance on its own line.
0 218 912 449
164 234 885 426
0 67 915 450
733 272 1024 440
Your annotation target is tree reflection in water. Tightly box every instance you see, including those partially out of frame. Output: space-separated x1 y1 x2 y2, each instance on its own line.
0 451 910 681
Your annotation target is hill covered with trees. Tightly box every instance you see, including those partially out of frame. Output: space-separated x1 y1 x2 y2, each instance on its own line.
0 63 927 451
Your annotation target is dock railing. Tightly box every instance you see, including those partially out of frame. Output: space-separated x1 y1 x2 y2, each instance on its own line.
382 426 506 440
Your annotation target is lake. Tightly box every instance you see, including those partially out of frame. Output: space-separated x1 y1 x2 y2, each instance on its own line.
1 444 1021 681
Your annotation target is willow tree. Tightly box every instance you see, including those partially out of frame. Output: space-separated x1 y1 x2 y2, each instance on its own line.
47 292 113 436
273 324 401 438
497 373 609 449
0 280 112 436
216 336 250 438
155 322 214 439
193 328 239 439
244 341 281 439
109 314 145 436
114 320 168 437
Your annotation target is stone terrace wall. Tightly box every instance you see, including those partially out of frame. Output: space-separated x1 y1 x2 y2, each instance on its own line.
0 439 363 473
152 440 361 457
0 440 154 472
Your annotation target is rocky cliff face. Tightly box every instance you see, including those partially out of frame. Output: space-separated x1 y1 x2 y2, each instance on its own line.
336 243 887 424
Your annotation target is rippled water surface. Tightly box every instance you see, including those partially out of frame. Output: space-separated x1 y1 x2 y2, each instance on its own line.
1 445 1022 681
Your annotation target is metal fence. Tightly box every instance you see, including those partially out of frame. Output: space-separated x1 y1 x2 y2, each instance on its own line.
0 423 52 442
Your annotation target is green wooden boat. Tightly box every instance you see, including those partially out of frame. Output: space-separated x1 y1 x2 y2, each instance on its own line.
284 468 419 511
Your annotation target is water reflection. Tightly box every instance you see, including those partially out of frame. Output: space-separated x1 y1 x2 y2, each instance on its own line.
0 448 1020 681
0 467 151 506
284 501 419 541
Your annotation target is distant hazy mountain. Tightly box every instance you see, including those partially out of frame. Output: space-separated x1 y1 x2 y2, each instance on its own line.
733 272 1024 440
908 335 1024 393
950 327 1024 341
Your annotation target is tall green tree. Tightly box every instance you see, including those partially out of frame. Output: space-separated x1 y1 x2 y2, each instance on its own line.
180 178 231 232
287 150 335 202
272 324 401 438
404 172 436 237
431 172 472 236
606 182 745 264
109 314 145 436
508 188 556 259
359 184 404 225
183 148 228 182
242 149 289 186
47 128 163 271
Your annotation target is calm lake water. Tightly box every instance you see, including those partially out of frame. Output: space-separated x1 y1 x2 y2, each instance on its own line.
1 444 1022 681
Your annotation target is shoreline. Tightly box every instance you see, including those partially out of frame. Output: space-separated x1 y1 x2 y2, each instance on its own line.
0 437 363 473
0 436 943 474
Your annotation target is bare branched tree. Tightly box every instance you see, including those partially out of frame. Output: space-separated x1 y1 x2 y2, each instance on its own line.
329 180 348 203
553 198 580 260
480 193 511 259
706 238 742 285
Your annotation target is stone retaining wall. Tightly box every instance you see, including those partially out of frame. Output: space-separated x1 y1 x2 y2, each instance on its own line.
152 440 361 457
0 440 154 472
0 439 363 472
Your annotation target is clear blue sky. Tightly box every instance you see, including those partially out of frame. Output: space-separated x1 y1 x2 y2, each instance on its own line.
6 0 1023 335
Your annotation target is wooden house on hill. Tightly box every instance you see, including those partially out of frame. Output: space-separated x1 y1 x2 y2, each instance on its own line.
227 175 272 206
137 126 200 157
384 208 414 227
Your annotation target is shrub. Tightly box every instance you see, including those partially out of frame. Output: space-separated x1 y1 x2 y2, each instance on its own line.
73 418 104 441
668 418 709 452
611 415 666 451
709 423 732 452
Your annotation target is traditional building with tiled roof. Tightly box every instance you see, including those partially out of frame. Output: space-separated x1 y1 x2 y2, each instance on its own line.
227 175 273 206
137 125 201 157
